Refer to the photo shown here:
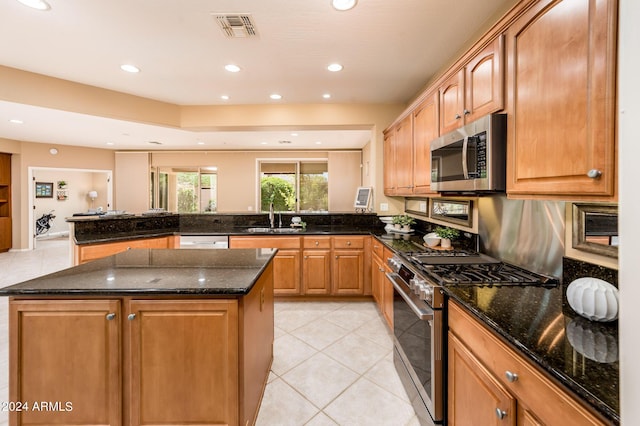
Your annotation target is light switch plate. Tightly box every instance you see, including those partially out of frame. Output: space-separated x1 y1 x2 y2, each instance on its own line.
380 203 389 211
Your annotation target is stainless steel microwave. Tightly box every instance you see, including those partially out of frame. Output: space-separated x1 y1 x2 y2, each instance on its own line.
430 113 507 193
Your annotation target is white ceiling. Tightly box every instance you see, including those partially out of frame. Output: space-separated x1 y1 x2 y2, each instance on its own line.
0 0 518 150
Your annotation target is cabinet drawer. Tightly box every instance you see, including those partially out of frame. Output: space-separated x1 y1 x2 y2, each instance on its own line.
448 302 606 426
371 239 384 259
303 236 331 249
332 236 365 249
229 236 301 249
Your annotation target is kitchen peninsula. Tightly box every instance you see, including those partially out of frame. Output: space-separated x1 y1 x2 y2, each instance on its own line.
0 248 275 426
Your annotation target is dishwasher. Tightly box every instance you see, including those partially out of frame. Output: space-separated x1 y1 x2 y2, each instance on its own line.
179 235 229 249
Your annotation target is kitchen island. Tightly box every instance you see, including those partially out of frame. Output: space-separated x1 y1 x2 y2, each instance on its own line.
0 248 275 426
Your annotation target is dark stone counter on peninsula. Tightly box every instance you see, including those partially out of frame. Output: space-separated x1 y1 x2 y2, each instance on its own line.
0 248 276 296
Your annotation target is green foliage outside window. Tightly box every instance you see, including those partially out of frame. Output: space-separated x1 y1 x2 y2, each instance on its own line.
261 176 295 211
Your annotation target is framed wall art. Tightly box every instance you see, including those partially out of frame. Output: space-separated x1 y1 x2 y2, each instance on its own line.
35 182 53 198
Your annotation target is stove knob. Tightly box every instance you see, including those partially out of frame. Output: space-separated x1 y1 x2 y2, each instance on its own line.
423 286 434 300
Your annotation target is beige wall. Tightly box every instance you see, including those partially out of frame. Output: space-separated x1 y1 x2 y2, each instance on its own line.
151 150 362 212
115 152 150 214
0 138 114 249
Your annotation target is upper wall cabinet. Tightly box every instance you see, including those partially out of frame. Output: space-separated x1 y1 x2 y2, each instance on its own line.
383 115 413 196
439 35 505 134
506 0 618 200
412 91 440 195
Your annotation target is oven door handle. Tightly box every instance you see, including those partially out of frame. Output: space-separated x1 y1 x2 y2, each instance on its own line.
386 273 434 320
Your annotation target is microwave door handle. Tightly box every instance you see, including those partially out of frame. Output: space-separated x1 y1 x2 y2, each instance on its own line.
462 136 469 179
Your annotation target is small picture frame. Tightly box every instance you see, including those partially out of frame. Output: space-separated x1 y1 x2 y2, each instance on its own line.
35 182 53 198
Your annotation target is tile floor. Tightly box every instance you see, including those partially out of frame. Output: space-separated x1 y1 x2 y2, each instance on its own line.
0 239 420 426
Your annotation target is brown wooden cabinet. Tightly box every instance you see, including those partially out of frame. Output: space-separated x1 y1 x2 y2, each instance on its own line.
73 235 180 265
0 153 11 252
412 91 440 195
331 236 366 295
302 236 331 295
230 236 301 296
448 301 607 426
127 299 239 426
371 241 393 329
9 299 122 426
440 35 504 134
505 0 617 199
231 235 370 297
383 115 413 196
9 264 273 426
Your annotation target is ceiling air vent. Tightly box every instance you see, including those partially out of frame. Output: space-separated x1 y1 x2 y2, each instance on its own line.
278 140 292 145
213 14 258 38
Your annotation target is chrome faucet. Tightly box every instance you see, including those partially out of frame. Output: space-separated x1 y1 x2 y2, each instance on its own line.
269 202 275 228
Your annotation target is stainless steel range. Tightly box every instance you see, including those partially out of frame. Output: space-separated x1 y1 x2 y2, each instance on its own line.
386 247 558 425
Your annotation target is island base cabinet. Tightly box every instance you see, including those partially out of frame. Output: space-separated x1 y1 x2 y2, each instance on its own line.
126 299 239 426
9 299 122 426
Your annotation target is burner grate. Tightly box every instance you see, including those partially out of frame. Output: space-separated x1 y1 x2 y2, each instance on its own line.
424 263 558 287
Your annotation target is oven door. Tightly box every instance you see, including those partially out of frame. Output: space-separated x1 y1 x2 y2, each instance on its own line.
387 273 444 424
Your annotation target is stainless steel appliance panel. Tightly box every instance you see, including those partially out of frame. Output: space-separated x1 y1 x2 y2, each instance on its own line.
179 235 229 249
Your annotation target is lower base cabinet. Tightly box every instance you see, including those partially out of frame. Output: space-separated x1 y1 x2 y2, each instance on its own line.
9 264 274 426
448 301 607 426
372 243 393 329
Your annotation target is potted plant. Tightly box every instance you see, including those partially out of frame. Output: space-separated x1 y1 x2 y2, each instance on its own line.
392 215 403 230
57 180 67 189
400 215 416 231
435 226 460 248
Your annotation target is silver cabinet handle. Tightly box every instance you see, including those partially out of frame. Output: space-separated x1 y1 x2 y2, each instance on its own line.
304 255 308 259
463 109 470 115
347 241 351 246
587 169 602 179
505 371 518 382
455 113 461 119
495 408 507 420
315 241 319 246
106 313 116 320
335 255 339 259
127 313 136 321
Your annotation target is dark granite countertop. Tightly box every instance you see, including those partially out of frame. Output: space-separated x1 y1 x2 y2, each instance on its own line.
68 212 384 244
0 248 276 296
373 235 619 424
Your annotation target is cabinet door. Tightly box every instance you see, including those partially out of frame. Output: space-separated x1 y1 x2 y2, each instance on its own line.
439 70 465 134
412 92 439 194
371 254 384 306
332 249 364 295
449 332 516 426
273 249 302 295
394 115 414 195
303 249 331 295
465 35 504 123
127 299 239 426
75 236 177 265
383 129 397 195
382 266 394 329
9 299 121 426
506 0 617 199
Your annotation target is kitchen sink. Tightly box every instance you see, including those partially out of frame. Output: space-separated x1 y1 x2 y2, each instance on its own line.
245 227 301 233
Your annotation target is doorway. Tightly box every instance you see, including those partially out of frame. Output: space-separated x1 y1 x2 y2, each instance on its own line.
28 167 112 250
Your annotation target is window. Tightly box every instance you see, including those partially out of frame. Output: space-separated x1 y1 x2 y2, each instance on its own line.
152 167 217 213
259 161 328 212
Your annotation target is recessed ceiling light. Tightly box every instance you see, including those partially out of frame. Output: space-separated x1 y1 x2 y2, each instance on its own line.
270 94 282 100
260 142 268 145
327 63 343 72
49 148 58 155
291 133 298 137
120 64 140 73
106 142 115 146
220 95 229 100
331 0 357 11
315 141 323 145
16 0 50 11
9 119 23 124
197 141 205 145
322 93 331 99
225 64 241 73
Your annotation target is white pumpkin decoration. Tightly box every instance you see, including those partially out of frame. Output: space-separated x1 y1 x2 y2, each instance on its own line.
566 277 619 322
